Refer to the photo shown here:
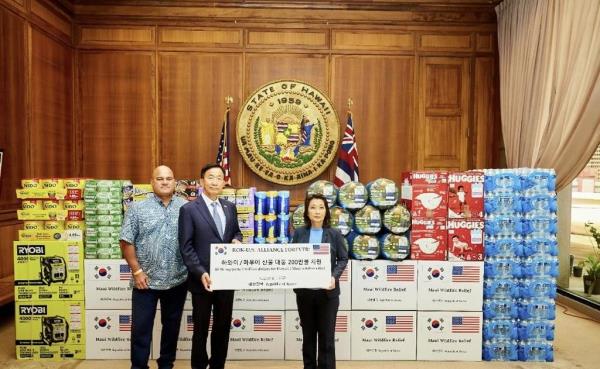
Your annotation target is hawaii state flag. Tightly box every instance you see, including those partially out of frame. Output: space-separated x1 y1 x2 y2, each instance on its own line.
334 112 359 187
216 107 231 184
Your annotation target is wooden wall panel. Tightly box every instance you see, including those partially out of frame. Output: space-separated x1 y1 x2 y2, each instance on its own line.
0 223 20 278
419 33 473 52
0 8 28 212
159 52 243 181
159 28 242 47
30 28 74 177
78 25 155 46
246 30 328 49
30 0 72 40
243 53 329 203
79 52 156 182
332 31 414 51
418 56 470 170
331 56 415 184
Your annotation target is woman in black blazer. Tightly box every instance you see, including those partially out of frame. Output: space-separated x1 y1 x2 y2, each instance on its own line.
292 193 349 369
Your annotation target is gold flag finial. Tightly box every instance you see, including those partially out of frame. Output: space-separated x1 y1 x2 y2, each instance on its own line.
225 96 233 109
347 98 353 109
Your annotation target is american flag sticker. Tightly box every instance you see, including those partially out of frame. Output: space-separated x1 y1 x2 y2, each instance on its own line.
120 264 131 281
451 266 480 282
385 315 413 333
313 244 329 255
335 315 348 332
451 316 480 333
119 315 131 331
386 264 414 282
253 315 282 332
187 314 213 331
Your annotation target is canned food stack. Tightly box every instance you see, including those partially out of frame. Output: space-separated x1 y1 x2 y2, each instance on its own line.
254 190 290 244
482 168 557 362
84 180 125 259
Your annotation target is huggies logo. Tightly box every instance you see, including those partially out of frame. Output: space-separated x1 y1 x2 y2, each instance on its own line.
447 220 484 229
448 173 484 183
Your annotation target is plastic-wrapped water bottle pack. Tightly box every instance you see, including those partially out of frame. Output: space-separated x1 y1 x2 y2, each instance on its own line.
483 168 557 361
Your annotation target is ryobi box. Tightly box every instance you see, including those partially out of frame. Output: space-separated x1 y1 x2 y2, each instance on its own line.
15 300 86 360
14 241 84 301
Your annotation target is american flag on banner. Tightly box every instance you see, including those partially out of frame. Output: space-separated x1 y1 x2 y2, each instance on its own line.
451 265 480 282
313 244 330 255
386 264 414 282
335 315 348 332
253 315 281 332
216 106 231 184
186 315 194 332
334 112 359 187
120 264 131 281
385 315 413 333
119 315 132 331
451 316 480 333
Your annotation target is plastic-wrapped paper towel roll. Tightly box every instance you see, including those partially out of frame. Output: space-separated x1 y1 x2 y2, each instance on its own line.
330 206 353 236
353 205 382 234
367 178 399 209
347 232 380 260
383 204 411 234
307 180 338 207
379 233 410 260
338 182 367 210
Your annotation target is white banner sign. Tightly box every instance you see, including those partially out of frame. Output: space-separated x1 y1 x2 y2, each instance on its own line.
210 243 331 290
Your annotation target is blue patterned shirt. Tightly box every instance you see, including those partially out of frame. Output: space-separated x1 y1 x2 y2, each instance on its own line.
120 194 188 290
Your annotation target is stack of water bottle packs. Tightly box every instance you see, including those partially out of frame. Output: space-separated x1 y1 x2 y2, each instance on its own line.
292 179 411 260
482 168 557 362
254 191 291 243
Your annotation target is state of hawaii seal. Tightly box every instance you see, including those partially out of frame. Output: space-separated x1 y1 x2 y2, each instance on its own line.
237 80 340 185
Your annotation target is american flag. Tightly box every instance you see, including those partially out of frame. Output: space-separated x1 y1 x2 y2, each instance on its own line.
119 315 131 331
216 107 231 184
451 265 480 282
253 315 281 332
451 316 480 333
339 267 349 282
120 264 131 281
335 315 348 332
334 112 359 187
313 244 330 255
386 264 414 282
187 314 212 332
385 315 413 333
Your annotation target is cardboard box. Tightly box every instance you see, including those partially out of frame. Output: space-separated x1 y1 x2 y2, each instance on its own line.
285 262 351 311
448 171 484 218
86 309 133 359
84 259 133 310
284 310 351 360
416 311 482 361
351 260 417 311
17 344 86 360
350 311 416 360
15 300 85 347
16 188 83 200
411 185 448 218
410 218 447 260
228 310 285 359
233 289 285 310
17 209 84 221
447 219 484 261
417 261 483 311
18 229 83 242
14 241 84 301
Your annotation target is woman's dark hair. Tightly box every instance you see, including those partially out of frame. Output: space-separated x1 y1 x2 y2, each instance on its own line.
303 193 331 228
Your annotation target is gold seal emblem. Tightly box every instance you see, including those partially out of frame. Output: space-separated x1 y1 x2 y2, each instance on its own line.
237 80 340 185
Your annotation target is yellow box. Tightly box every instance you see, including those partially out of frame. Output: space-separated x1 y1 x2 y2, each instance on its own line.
18 210 84 221
13 241 84 301
18 230 83 242
22 200 43 211
41 178 64 191
64 178 86 190
21 179 42 189
16 188 83 200
65 221 85 230
43 200 63 211
63 200 84 211
23 221 44 231
15 300 85 359
44 221 64 231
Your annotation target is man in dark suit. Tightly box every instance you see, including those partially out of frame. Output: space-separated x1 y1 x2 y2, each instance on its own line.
178 163 242 369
